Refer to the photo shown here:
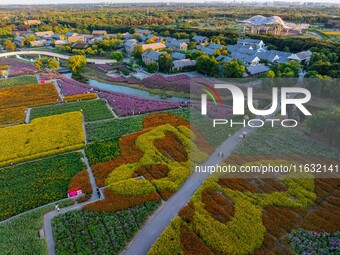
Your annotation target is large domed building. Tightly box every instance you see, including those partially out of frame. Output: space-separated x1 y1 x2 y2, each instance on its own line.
239 15 309 35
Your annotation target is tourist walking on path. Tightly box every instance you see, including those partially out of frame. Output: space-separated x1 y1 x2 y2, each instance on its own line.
55 204 60 213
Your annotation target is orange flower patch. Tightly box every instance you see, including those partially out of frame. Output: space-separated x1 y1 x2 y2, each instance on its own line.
0 83 60 109
83 188 161 213
92 130 147 187
143 113 189 129
0 106 26 127
68 170 92 203
154 132 188 162
134 164 170 180
201 189 234 224
180 224 215 255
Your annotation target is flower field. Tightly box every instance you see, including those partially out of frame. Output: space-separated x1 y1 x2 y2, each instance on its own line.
0 112 85 167
30 99 114 122
234 125 340 160
52 201 160 255
85 108 190 142
141 75 191 93
0 106 27 127
68 170 92 203
289 229 340 254
0 75 37 88
0 58 37 77
149 176 340 255
85 138 121 165
84 112 209 220
149 125 340 255
0 83 60 109
99 91 189 117
0 152 85 221
54 75 190 117
0 205 54 255
64 93 97 102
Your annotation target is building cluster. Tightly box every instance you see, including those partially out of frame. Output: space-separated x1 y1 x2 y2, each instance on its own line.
12 22 312 77
125 29 311 76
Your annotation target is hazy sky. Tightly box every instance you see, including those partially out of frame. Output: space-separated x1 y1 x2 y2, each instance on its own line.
0 0 338 5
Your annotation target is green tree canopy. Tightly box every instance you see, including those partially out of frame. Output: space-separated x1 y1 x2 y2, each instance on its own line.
220 59 245 78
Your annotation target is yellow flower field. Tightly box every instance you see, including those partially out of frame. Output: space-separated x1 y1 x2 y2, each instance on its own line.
323 31 340 35
0 112 85 167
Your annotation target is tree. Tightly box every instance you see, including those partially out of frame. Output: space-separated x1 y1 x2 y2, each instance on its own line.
133 45 144 59
4 40 16 51
146 62 158 73
158 53 173 73
271 60 300 78
47 58 59 70
35 57 59 71
110 52 124 61
196 55 218 76
261 70 275 78
34 58 43 71
68 55 87 74
220 59 245 78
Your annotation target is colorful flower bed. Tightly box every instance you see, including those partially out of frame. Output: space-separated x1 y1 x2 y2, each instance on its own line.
0 75 37 88
54 75 189 117
52 201 160 255
0 83 60 109
0 112 85 167
0 106 27 127
64 93 97 102
87 113 208 217
99 91 189 117
57 78 93 96
0 152 85 221
30 99 114 122
149 125 340 255
149 175 319 255
0 58 37 77
85 108 190 142
85 138 121 166
68 170 92 203
141 75 191 93
289 229 340 254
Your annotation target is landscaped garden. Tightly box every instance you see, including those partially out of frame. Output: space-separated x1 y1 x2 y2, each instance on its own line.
52 201 160 255
0 152 85 221
0 75 37 88
149 125 340 255
0 58 37 77
0 112 85 167
30 99 114 122
0 205 54 255
0 83 60 109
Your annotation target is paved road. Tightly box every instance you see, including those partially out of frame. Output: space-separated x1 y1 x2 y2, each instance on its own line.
0 51 117 64
123 125 256 255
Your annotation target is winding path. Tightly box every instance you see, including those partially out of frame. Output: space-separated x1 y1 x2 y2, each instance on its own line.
44 149 102 255
123 125 256 255
0 51 117 64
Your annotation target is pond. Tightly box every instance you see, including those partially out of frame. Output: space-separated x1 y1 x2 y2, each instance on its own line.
64 73 189 102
